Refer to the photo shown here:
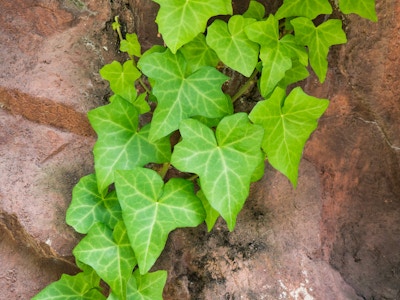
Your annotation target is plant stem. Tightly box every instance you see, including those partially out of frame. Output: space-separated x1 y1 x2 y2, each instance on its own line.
138 77 151 95
158 162 170 179
187 174 199 181
113 16 124 42
231 69 259 103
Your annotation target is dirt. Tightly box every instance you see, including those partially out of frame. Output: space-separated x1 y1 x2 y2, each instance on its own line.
0 0 399 299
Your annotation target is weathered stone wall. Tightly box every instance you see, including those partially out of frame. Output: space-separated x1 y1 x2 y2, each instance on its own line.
0 0 398 299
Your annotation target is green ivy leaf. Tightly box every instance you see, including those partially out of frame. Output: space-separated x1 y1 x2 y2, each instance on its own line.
197 189 219 232
153 0 232 53
32 269 104 300
138 49 232 141
250 153 266 183
243 0 266 20
73 221 137 299
114 168 205 274
171 113 264 231
109 93 150 115
245 15 308 97
66 174 122 234
275 0 332 20
108 269 166 300
120 33 142 57
88 97 171 193
291 17 347 82
278 59 310 89
249 87 329 186
179 34 219 74
206 15 259 77
128 269 167 300
100 60 141 102
339 0 377 22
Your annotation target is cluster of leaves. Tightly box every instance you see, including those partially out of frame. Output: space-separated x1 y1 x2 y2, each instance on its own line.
34 0 376 299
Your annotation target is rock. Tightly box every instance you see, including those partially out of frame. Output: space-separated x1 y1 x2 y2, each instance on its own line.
0 0 399 299
157 162 362 299
302 1 400 298
0 0 113 116
0 0 114 298
0 215 79 299
0 110 94 257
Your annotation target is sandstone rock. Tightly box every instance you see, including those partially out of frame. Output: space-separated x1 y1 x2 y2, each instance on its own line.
0 0 399 299
157 162 362 299
0 0 114 298
0 110 94 257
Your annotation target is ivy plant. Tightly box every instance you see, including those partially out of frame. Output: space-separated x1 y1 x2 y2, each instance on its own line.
33 0 377 298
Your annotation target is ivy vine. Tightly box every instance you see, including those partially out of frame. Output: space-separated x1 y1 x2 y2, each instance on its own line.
34 0 377 299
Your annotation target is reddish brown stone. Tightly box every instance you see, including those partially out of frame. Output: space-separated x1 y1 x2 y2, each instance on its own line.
0 0 399 299
0 109 94 256
301 2 400 298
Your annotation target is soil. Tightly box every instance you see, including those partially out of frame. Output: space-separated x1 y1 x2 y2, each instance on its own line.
0 0 399 299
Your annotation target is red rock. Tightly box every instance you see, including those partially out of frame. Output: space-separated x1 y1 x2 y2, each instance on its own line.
0 0 399 299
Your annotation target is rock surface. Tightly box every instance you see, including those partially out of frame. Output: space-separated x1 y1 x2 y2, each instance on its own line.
0 0 399 299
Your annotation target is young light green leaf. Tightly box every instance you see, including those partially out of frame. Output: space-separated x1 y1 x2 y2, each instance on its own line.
88 97 171 193
138 49 233 141
171 113 264 231
278 59 310 89
245 15 308 97
179 33 220 74
109 93 150 114
153 0 232 53
114 168 205 274
249 87 329 187
100 60 141 102
243 0 266 20
206 15 259 77
291 17 347 82
275 0 332 20
73 221 137 299
32 270 105 300
66 174 122 234
339 0 377 21
197 189 219 232
120 33 142 57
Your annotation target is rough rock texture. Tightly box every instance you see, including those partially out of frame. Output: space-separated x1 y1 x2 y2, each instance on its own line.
0 0 115 298
302 2 400 298
0 0 399 299
157 162 361 299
